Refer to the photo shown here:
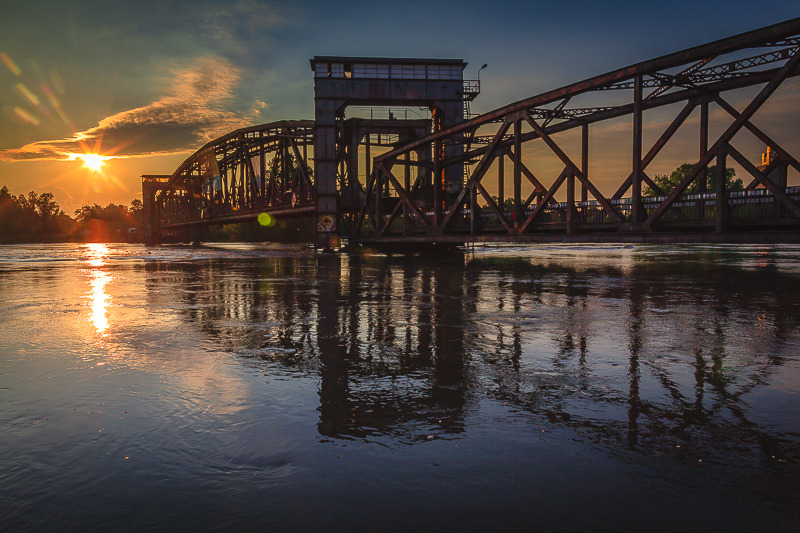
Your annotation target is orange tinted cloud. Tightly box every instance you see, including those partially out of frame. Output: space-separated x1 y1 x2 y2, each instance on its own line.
0 57 263 162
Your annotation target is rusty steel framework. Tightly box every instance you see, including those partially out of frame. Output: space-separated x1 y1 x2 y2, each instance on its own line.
359 18 800 242
146 18 800 245
154 120 315 231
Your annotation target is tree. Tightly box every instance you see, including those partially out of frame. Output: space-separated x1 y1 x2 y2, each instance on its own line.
73 202 138 242
130 199 144 228
35 192 60 219
268 153 314 189
0 186 74 242
483 196 515 213
644 163 742 196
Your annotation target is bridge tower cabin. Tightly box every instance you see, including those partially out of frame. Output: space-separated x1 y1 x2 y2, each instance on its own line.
310 56 478 248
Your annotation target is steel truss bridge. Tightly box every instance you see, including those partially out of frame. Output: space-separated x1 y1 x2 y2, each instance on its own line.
146 18 800 246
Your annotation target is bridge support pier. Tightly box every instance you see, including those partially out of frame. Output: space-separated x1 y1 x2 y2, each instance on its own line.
141 175 170 245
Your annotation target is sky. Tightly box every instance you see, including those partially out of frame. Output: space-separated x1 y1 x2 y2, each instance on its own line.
1 0 799 214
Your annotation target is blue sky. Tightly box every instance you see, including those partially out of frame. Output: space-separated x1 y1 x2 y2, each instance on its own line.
0 0 798 211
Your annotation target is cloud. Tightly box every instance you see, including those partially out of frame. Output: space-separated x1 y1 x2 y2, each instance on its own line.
0 57 262 162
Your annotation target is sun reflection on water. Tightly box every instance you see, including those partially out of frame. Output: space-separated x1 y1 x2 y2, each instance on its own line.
85 244 111 335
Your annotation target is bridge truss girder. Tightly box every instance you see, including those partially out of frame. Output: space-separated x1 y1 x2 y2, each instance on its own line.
155 120 315 230
361 18 800 241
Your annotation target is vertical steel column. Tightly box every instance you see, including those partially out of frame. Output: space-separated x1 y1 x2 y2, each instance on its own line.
566 170 576 233
375 163 382 229
777 159 788 218
699 101 709 220
715 151 728 232
431 107 442 228
470 182 477 235
404 152 411 236
365 133 371 184
259 134 266 201
513 119 522 230
581 123 588 204
433 138 441 227
282 137 289 202
631 74 644 224
348 131 360 210
699 101 709 193
498 152 505 211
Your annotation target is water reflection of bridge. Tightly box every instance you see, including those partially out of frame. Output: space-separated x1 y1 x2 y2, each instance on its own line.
144 251 800 477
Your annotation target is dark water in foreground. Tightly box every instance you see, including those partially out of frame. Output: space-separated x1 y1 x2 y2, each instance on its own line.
1 243 799 532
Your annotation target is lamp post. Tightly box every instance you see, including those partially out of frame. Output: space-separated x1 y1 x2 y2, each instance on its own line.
477 63 487 85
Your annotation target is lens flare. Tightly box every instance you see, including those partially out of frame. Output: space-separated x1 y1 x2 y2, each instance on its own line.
258 212 276 227
12 106 40 126
0 52 21 76
69 153 110 172
15 83 40 106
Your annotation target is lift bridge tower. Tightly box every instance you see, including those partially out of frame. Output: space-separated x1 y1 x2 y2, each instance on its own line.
310 56 480 248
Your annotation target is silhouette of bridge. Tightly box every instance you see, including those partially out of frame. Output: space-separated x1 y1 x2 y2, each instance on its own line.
143 18 800 247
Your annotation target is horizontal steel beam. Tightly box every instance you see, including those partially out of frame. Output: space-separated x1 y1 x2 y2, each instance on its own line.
161 204 317 229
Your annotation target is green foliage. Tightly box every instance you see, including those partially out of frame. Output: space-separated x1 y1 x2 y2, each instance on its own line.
0 186 74 243
644 163 742 196
482 196 515 213
73 201 144 242
269 152 314 188
0 185 149 243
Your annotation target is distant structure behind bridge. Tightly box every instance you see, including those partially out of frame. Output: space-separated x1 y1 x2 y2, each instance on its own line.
144 18 800 247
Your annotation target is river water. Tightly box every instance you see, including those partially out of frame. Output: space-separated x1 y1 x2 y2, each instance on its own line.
1 242 798 532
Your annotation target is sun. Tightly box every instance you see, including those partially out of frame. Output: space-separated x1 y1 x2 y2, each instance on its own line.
81 153 105 172
69 152 109 172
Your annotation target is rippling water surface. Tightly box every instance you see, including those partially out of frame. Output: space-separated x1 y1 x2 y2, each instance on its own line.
1 242 799 532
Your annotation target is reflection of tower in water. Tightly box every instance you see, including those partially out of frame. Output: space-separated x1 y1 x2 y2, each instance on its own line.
316 253 471 439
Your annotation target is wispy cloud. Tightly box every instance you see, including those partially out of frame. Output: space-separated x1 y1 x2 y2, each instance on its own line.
0 57 264 162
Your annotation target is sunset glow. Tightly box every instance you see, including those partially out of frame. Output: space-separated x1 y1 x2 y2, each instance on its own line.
75 153 108 172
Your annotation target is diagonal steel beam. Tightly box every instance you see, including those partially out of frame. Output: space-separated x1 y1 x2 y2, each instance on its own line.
612 100 696 199
362 167 379 234
503 147 547 192
382 166 430 228
442 121 511 230
640 172 664 195
520 168 569 232
378 196 404 236
523 112 622 222
645 58 715 100
475 180 512 232
726 145 800 219
745 159 779 190
289 138 313 191
542 97 572 128
714 95 800 174
645 47 800 226
428 67 798 178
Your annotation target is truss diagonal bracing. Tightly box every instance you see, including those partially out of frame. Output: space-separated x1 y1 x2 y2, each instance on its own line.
359 17 800 242
154 120 315 230
148 18 800 245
